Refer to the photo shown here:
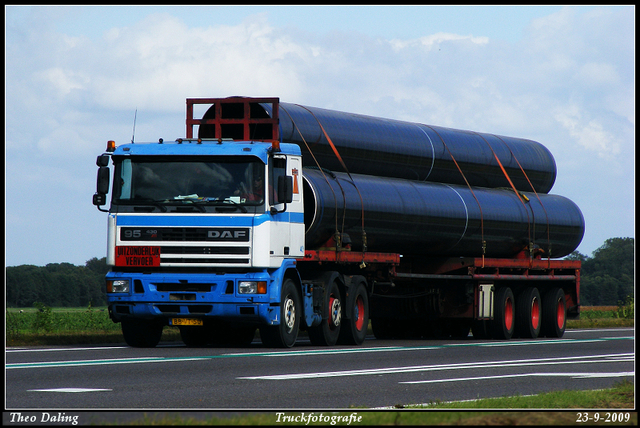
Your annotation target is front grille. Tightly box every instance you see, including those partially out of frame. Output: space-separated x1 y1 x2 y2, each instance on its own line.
162 257 250 264
161 246 249 255
118 226 251 266
160 228 211 241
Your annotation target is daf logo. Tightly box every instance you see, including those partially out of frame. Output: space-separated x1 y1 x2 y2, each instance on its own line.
207 228 249 241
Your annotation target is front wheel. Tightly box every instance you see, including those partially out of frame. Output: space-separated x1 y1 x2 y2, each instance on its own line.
338 281 369 345
259 278 300 348
121 320 163 348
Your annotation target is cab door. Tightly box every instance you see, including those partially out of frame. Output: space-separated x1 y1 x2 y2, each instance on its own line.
269 155 304 261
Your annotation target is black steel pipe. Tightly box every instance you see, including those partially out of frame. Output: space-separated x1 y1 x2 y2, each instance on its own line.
274 103 557 193
303 168 584 259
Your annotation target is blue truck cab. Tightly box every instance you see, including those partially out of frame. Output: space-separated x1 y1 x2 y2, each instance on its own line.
95 134 307 347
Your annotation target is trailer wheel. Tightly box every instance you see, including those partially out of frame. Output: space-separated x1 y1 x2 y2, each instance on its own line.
260 278 300 348
541 288 566 338
308 280 342 346
338 281 369 345
121 320 163 348
515 287 542 338
492 287 515 340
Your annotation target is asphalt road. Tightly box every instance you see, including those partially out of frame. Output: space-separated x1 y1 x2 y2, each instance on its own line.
5 328 634 414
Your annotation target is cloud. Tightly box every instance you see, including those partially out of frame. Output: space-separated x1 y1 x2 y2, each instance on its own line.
88 13 312 111
389 32 489 51
34 67 90 96
553 105 619 158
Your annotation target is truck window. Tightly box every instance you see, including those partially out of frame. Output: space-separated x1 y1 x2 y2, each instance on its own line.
112 156 266 206
269 157 287 205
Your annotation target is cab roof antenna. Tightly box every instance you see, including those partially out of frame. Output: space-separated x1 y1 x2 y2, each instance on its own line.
131 108 137 144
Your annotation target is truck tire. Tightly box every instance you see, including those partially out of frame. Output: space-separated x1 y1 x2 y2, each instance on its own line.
540 288 566 338
308 280 343 346
121 320 163 348
515 287 542 338
259 278 300 348
338 281 369 345
492 287 515 340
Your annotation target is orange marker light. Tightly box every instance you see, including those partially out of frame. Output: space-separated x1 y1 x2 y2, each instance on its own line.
257 281 267 294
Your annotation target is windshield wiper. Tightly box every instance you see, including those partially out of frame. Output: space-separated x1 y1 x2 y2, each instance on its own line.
117 198 168 212
211 198 248 213
178 200 206 212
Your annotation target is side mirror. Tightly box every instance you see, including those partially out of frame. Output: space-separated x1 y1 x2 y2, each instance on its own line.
93 166 110 211
277 175 293 204
271 175 293 215
92 193 106 206
97 166 110 195
96 154 110 167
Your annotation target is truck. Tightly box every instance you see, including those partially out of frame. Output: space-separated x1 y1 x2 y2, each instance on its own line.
93 96 584 348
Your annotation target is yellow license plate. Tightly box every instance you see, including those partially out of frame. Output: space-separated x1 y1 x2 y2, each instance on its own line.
171 318 203 326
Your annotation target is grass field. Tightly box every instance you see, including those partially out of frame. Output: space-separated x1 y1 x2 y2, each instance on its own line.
6 304 634 347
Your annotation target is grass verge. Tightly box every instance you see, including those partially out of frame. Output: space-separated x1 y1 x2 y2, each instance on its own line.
94 380 635 425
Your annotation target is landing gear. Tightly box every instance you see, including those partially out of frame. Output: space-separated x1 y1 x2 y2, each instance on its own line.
471 319 492 339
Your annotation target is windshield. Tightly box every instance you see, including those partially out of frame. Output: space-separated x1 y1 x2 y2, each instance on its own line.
112 156 266 208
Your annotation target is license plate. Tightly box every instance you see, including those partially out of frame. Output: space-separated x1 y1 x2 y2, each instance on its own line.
170 318 203 326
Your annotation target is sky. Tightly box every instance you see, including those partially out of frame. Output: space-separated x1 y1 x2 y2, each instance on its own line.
5 5 635 267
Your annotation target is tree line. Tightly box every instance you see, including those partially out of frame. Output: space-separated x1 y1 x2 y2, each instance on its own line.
6 257 109 308
5 237 634 308
565 237 634 306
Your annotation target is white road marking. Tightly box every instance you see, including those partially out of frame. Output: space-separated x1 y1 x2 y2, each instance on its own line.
399 372 635 384
7 356 208 369
7 337 633 372
27 388 112 393
237 353 635 381
6 346 127 353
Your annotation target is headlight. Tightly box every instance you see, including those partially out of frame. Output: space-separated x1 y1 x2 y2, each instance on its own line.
107 279 130 293
238 281 267 294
